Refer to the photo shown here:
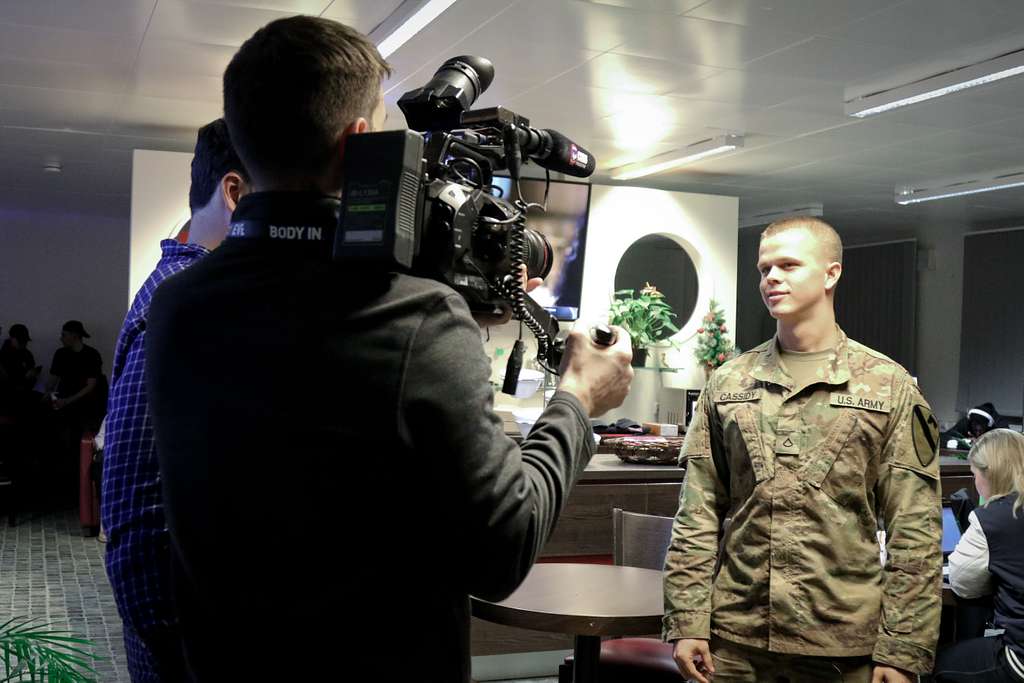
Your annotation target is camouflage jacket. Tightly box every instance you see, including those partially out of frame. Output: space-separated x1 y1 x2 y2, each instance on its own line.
663 328 943 674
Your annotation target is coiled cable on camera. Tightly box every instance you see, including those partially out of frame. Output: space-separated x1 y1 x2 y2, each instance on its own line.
498 199 558 374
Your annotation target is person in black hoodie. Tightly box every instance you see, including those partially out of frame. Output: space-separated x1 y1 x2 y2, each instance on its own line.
942 402 1011 447
936 428 1024 681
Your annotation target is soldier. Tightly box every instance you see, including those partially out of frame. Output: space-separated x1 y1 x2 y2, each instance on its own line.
664 217 942 683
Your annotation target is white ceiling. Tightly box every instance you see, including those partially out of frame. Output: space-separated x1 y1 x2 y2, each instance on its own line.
2 0 1024 239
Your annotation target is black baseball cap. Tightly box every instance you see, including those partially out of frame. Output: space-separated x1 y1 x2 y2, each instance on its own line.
9 324 30 342
62 320 90 338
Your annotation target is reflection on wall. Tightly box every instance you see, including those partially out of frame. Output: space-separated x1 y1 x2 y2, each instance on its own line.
130 150 191 304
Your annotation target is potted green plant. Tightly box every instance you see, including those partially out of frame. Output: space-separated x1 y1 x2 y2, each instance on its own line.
0 617 102 682
608 283 680 367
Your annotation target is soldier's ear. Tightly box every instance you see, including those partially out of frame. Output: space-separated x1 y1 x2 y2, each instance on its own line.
824 261 842 293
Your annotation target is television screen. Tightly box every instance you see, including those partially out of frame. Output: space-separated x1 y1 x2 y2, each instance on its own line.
491 176 591 321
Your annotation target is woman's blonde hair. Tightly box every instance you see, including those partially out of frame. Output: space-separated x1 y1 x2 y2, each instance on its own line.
968 428 1024 517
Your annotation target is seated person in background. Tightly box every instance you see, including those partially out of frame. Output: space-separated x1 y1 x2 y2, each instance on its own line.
934 429 1024 682
943 402 1011 448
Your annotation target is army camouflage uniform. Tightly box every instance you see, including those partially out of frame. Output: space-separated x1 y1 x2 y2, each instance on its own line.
663 327 943 675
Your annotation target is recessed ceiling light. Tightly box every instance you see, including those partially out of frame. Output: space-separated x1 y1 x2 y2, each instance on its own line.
42 161 62 174
373 0 460 58
894 170 1024 204
845 48 1024 118
610 134 744 181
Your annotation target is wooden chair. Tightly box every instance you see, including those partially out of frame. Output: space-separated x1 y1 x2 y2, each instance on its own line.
559 509 683 682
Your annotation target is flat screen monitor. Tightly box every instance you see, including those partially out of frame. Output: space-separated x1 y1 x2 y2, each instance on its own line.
491 176 591 321
941 506 962 555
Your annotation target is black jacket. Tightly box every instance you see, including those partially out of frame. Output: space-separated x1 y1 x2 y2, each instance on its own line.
145 193 594 682
975 493 1024 659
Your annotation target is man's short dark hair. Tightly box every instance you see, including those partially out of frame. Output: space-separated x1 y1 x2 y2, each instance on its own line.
189 119 247 213
223 16 391 187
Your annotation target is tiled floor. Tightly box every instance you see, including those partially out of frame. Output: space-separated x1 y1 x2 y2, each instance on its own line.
0 510 558 683
0 509 127 682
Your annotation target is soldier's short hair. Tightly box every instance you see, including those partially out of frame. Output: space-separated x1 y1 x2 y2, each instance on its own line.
761 216 843 265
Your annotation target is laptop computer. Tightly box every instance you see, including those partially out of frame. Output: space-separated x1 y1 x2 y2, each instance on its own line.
942 505 964 561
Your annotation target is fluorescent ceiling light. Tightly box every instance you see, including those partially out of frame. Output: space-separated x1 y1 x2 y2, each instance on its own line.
610 134 744 180
894 170 1024 205
846 49 1024 118
739 203 823 228
372 0 459 58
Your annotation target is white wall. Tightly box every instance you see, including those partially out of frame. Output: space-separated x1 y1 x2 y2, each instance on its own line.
488 185 739 416
129 149 192 305
0 207 129 378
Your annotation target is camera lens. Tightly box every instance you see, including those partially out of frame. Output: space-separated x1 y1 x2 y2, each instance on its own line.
398 56 495 131
523 229 553 281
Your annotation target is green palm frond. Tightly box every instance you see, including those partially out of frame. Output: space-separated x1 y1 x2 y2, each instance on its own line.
0 616 102 683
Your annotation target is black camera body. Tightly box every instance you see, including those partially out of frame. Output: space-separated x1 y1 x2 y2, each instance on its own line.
334 56 597 374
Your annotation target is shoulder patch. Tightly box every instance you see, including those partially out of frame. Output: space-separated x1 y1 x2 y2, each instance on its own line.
912 404 939 468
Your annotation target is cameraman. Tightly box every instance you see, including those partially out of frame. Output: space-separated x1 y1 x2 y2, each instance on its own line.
145 16 633 683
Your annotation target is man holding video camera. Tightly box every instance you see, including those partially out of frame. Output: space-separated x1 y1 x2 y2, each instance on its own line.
145 16 633 683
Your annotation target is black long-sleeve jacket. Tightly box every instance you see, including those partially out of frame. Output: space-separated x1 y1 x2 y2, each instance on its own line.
145 194 594 683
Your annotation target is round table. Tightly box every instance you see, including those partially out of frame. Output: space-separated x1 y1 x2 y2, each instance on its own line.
471 563 665 683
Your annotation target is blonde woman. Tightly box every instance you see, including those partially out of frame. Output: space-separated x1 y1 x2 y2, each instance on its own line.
934 428 1024 682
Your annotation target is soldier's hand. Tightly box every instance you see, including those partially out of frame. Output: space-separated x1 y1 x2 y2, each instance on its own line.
672 638 714 683
556 325 633 417
871 665 914 683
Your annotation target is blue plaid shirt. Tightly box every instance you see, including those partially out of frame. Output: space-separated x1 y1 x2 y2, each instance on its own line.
101 239 209 635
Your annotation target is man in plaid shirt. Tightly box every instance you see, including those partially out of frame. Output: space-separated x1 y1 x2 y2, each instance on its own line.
101 119 248 682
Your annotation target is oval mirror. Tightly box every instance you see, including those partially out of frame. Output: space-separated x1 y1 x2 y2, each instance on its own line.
613 234 699 341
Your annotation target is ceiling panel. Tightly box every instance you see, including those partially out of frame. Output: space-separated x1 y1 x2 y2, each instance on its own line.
580 0 707 13
951 75 1024 111
0 0 1018 236
0 86 121 131
745 36 923 84
0 59 129 94
147 0 295 46
0 0 157 36
669 69 839 108
0 22 141 68
611 14 808 69
828 0 1024 55
566 52 723 95
127 69 222 102
0 127 108 164
196 0 330 12
685 0 903 35
963 115 1024 140
320 0 402 32
135 38 238 78
879 95 1023 130
903 144 1024 180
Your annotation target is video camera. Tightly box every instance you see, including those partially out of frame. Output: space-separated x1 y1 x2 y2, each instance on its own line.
335 56 601 388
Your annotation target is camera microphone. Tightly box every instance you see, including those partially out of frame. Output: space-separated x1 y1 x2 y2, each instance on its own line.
518 127 596 178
